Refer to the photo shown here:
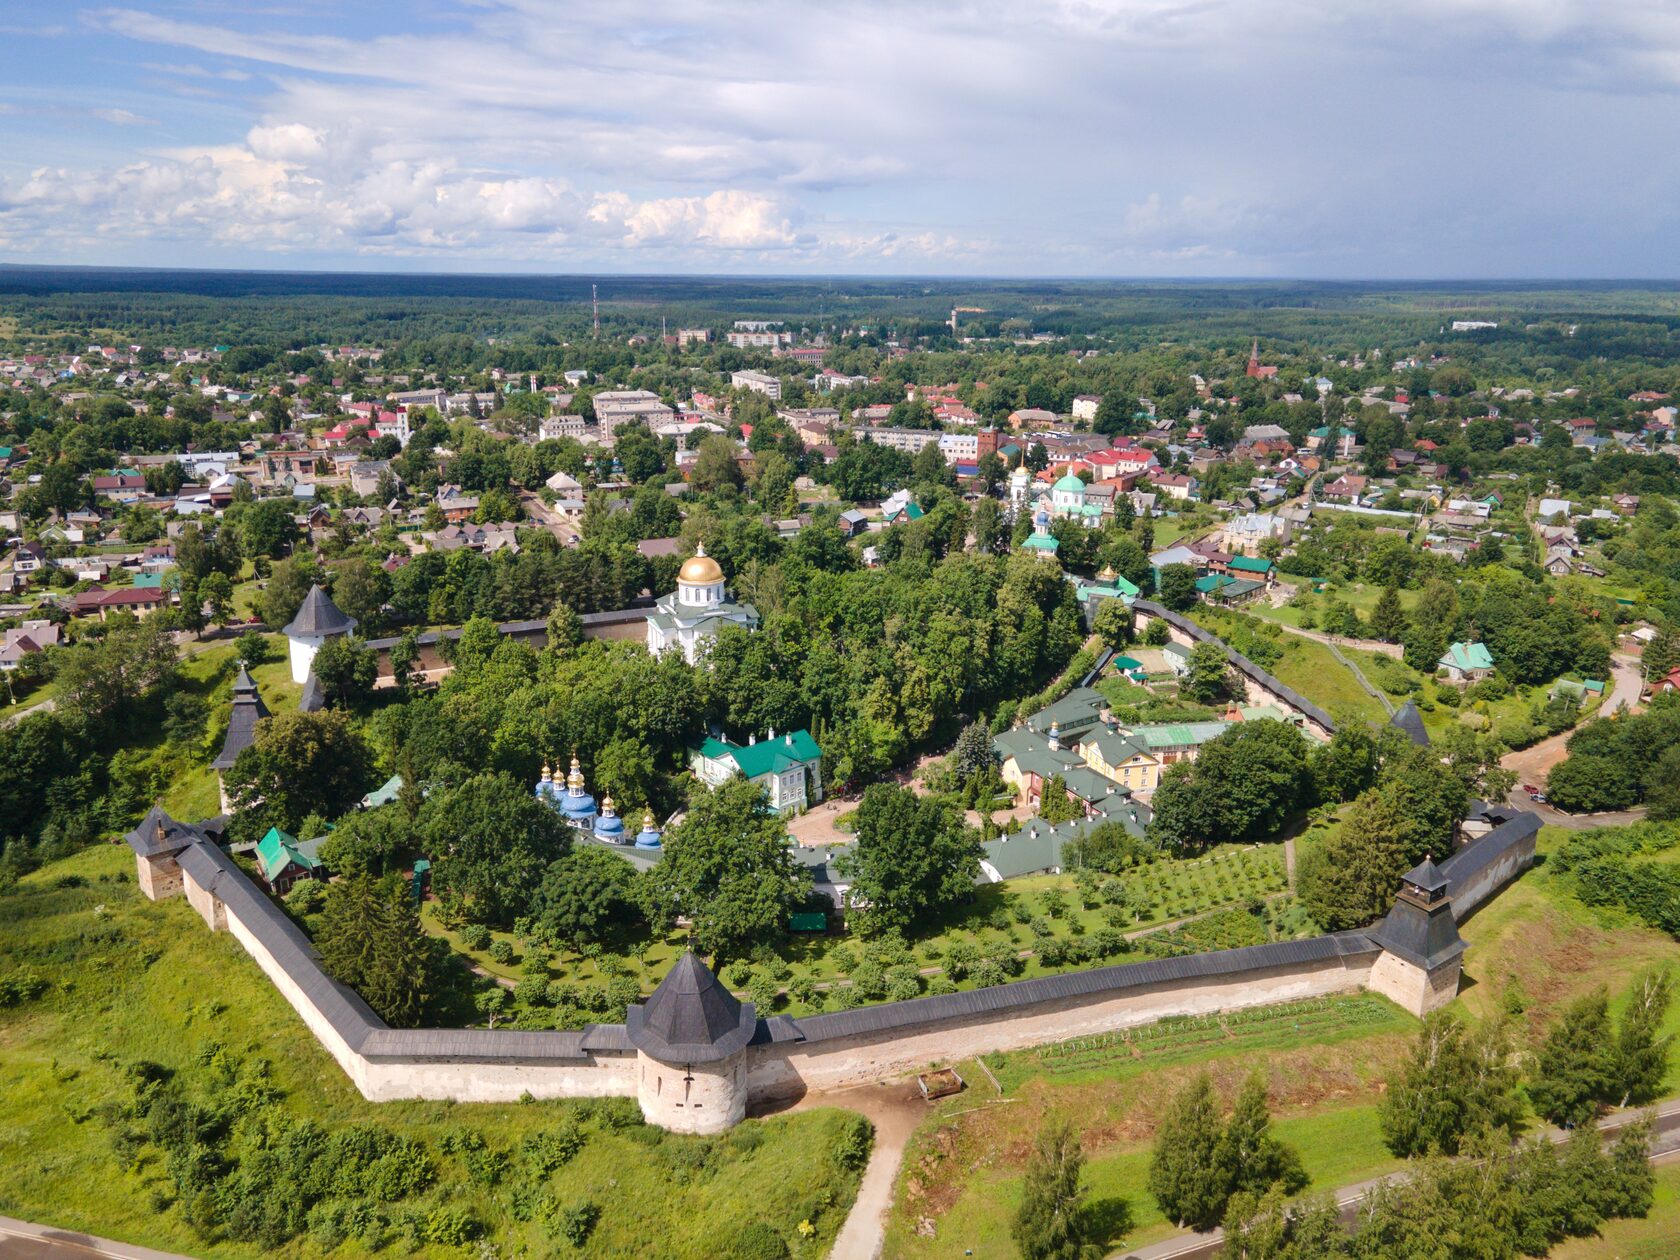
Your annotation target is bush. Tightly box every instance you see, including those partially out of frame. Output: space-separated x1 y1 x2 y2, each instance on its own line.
488 939 515 965
746 972 780 1013
418 1206 478 1247
549 1199 599 1247
460 923 492 951
523 1124 586 1175
833 1114 874 1172
724 1221 790 1259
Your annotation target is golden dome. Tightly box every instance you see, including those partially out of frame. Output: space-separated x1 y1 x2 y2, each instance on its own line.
678 542 724 585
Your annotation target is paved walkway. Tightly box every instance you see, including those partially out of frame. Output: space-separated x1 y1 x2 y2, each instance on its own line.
0 1218 193 1260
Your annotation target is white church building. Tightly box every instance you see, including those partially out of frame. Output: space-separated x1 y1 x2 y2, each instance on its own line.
645 544 759 664
282 584 357 684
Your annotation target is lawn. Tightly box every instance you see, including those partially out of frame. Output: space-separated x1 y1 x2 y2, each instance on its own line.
883 829 1680 1259
0 844 865 1260
424 844 1295 1023
884 994 1415 1259
1254 577 1420 630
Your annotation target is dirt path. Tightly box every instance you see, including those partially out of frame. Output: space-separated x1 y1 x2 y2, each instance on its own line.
1499 651 1647 829
775 1082 927 1260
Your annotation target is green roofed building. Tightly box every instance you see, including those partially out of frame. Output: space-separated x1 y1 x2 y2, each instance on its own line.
1227 555 1275 578
255 826 324 896
1438 640 1495 683
692 729 823 814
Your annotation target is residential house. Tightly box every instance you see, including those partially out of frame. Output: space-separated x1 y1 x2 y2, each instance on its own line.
1439 640 1495 683
255 826 325 896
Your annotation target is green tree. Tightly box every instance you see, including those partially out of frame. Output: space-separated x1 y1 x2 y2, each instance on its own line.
1012 1116 1102 1260
644 776 809 961
331 557 389 633
1148 1075 1227 1230
1093 599 1133 651
1297 786 1414 930
423 773 574 926
546 600 584 657
239 497 299 559
1379 1014 1521 1157
1530 990 1615 1127
225 709 374 840
1610 968 1673 1107
1182 642 1234 704
534 846 639 947
1368 584 1407 642
1147 721 1314 855
199 571 235 628
310 634 378 707
1037 769 1086 823
691 434 744 493
837 783 981 936
1214 1075 1307 1202
1158 564 1199 612
258 555 323 628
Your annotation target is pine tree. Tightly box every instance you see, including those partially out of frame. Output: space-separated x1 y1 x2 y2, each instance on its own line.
317 874 384 991
1610 968 1673 1107
1368 584 1408 643
365 880 434 1029
1530 990 1615 1127
1215 1075 1307 1200
1038 775 1083 824
1012 1116 1099 1260
1148 1075 1227 1230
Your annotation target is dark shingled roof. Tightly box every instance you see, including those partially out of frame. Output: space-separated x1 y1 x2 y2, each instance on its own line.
1437 811 1541 921
124 804 215 857
1367 895 1466 972
625 951 758 1064
298 671 325 713
283 584 356 638
780 933 1380 1046
212 665 270 770
1132 601 1336 733
1390 699 1429 746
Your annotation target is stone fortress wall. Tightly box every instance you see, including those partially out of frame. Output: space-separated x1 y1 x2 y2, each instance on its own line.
134 810 1541 1135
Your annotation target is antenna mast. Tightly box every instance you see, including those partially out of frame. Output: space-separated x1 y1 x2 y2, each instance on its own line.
592 283 600 339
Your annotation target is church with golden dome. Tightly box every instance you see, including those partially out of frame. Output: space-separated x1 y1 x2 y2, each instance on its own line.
645 542 760 665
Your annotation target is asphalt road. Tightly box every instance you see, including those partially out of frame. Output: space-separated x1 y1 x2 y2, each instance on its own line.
0 1219 191 1260
1119 1100 1680 1260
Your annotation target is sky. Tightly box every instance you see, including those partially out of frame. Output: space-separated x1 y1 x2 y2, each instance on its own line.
0 0 1678 278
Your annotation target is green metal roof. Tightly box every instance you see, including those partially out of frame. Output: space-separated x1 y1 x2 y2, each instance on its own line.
1053 473 1085 493
1022 534 1060 552
700 729 822 780
256 827 323 882
1228 556 1274 574
1441 641 1494 671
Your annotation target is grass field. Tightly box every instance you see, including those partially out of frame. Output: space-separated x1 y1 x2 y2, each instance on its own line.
1254 577 1420 630
0 844 864 1259
883 829 1680 1259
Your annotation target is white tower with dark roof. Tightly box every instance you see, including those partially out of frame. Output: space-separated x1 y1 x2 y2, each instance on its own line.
281 584 357 685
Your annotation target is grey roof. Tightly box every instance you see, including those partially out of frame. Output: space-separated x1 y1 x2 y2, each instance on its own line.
298 671 325 713
1389 699 1429 747
283 584 356 638
1402 854 1449 896
361 606 652 652
1367 895 1466 972
625 951 758 1064
784 933 1380 1046
1132 600 1336 733
1437 811 1541 920
124 804 214 858
212 665 270 770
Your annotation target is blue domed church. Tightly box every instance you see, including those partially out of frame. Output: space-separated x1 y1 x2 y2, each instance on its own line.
535 754 662 850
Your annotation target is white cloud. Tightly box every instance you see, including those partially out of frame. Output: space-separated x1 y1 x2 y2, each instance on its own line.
90 107 157 126
0 0 1677 272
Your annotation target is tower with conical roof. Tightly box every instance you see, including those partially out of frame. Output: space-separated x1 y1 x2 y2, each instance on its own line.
281 584 357 685
626 951 756 1133
1367 855 1467 1015
212 664 271 811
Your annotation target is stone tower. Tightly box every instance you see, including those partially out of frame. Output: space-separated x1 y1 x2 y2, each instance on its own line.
1367 855 1467 1016
282 584 357 685
625 951 755 1134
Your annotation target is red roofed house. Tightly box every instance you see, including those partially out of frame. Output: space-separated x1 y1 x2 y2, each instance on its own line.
98 587 169 621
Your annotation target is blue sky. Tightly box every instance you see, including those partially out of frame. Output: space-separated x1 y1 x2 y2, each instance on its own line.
0 0 1677 277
